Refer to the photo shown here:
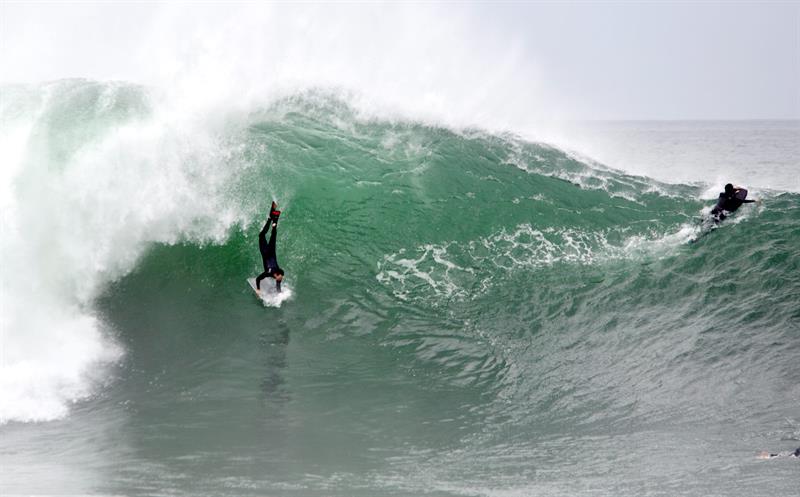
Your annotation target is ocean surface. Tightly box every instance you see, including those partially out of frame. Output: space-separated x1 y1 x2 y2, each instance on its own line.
1 80 799 496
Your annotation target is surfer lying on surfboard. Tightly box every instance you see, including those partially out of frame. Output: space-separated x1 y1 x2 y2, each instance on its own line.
255 202 284 293
690 183 761 244
711 183 758 222
757 447 800 459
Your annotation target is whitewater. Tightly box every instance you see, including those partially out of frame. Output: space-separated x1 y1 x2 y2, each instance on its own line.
2 4 799 497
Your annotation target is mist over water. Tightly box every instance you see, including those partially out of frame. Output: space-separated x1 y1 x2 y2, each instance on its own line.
537 120 800 193
1 3 550 130
1 80 253 423
1 4 799 496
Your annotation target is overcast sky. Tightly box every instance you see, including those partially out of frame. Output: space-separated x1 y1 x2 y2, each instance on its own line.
475 1 800 120
1 1 798 120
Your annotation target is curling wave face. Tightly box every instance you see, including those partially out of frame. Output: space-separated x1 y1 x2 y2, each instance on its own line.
2 81 799 496
0 80 252 422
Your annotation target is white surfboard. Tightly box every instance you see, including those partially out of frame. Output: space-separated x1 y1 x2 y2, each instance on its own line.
247 277 292 307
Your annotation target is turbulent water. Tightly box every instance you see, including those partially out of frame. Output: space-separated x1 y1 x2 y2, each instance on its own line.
1 80 799 496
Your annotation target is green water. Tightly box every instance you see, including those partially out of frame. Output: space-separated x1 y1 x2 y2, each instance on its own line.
2 81 799 496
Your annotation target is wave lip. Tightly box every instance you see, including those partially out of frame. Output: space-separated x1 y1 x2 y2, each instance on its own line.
3 81 797 430
0 79 249 424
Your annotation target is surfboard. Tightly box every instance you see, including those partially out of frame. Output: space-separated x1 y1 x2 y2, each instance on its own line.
247 277 264 298
247 277 292 307
735 188 748 201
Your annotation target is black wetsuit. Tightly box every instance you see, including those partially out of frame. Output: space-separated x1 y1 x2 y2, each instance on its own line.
255 220 281 292
710 189 755 221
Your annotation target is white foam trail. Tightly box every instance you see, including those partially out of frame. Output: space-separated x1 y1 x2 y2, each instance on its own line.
256 287 294 309
1 82 249 423
377 223 694 304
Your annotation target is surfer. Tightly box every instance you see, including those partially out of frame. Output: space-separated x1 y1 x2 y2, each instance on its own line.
710 183 757 222
690 183 761 243
757 447 800 459
255 202 284 293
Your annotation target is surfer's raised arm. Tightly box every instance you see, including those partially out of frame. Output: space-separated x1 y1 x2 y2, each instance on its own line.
735 186 757 203
260 219 271 236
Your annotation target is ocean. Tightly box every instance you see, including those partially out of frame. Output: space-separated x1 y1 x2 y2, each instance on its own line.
1 79 798 496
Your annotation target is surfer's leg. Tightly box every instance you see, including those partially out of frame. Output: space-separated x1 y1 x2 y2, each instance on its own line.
270 202 281 222
261 201 280 258
259 221 272 257
265 225 278 259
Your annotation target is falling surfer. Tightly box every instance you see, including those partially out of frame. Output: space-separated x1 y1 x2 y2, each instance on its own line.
253 202 284 294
